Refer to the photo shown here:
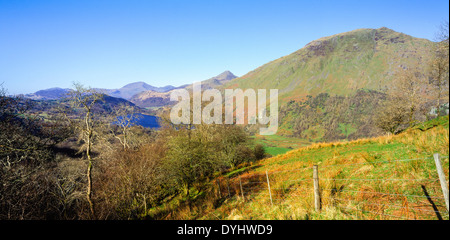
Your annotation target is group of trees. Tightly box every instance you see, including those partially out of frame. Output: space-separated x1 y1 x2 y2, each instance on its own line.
374 68 430 134
0 84 73 219
279 90 387 141
0 83 266 219
375 21 449 134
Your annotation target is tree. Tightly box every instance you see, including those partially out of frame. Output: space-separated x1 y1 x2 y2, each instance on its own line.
163 125 221 197
254 144 266 160
67 82 104 218
94 140 167 219
390 68 429 127
109 103 142 150
161 121 248 199
217 125 249 169
374 96 408 134
429 21 449 116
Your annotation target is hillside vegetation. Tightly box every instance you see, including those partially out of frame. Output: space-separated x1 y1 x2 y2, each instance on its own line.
226 27 444 143
276 89 387 140
158 116 449 220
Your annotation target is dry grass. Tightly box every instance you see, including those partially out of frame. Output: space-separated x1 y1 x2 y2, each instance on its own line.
189 117 449 220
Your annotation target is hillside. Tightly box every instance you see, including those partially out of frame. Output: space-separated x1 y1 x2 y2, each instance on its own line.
129 90 173 108
23 87 72 100
27 94 139 118
153 116 449 220
97 82 177 100
130 71 237 108
227 27 440 141
225 27 434 104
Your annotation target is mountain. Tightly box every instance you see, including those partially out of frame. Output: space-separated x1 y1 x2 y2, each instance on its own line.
225 27 434 104
97 82 176 100
24 82 176 102
23 87 71 100
130 71 238 108
22 70 236 105
129 90 173 108
201 70 238 89
222 27 439 140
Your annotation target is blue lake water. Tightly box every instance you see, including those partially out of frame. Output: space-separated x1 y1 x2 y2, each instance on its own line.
115 113 161 129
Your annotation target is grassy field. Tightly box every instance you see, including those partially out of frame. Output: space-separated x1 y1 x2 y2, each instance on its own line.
252 134 310 156
153 116 449 220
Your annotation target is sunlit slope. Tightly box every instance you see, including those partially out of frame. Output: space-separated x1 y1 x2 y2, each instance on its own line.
202 116 449 220
225 27 434 104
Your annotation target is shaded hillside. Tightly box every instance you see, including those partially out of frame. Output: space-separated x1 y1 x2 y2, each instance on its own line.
225 27 434 104
27 94 138 118
23 87 72 100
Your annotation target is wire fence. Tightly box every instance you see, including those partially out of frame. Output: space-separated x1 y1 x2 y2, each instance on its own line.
212 153 449 220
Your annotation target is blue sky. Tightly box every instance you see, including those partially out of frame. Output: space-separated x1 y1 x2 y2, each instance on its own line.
0 0 448 94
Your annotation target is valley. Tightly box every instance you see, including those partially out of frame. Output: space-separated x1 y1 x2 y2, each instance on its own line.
2 23 448 221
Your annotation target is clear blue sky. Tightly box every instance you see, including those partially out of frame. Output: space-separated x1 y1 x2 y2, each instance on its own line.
0 0 448 94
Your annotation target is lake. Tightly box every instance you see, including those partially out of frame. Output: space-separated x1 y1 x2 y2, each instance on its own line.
115 113 161 129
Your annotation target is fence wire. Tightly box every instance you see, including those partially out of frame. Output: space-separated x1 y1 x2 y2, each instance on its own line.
212 154 449 220
323 189 446 200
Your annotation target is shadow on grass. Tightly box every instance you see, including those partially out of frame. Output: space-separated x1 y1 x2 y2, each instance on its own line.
421 185 443 220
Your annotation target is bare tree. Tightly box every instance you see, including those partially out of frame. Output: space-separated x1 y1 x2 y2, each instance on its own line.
67 82 104 218
390 68 429 127
375 96 408 134
109 103 142 150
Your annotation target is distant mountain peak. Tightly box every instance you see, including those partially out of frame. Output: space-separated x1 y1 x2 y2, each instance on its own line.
377 26 394 32
214 70 237 81
220 70 234 75
121 81 152 89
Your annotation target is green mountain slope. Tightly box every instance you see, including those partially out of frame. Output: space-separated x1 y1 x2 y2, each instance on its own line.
225 27 434 104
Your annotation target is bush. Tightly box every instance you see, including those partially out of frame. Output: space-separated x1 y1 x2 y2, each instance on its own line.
94 140 168 219
234 145 256 166
254 144 266 160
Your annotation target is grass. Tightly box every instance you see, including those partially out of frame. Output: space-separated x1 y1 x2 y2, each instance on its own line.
157 116 449 220
265 147 292 156
252 134 310 156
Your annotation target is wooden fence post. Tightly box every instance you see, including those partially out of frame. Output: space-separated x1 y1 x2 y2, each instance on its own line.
239 176 245 200
266 170 273 206
434 153 449 212
217 179 222 198
313 165 321 212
